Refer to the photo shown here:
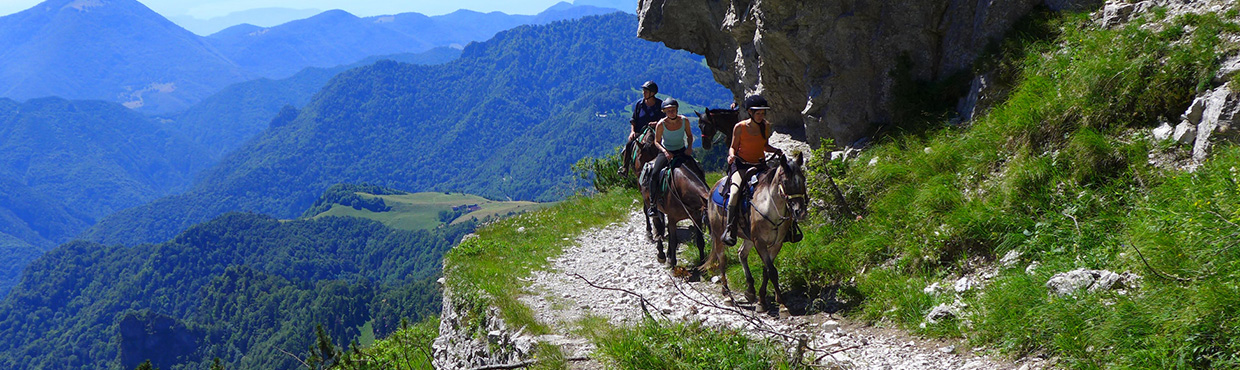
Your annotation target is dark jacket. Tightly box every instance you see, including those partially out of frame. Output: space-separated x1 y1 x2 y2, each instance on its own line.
630 98 662 133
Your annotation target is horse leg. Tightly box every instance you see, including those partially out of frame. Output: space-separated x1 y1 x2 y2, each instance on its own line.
739 240 757 304
643 204 655 242
748 248 768 311
693 225 705 267
652 211 666 262
666 221 679 268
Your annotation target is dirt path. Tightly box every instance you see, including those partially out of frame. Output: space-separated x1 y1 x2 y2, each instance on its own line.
518 207 1051 369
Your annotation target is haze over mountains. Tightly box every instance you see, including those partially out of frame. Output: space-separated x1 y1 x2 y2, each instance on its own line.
85 12 731 246
0 0 623 112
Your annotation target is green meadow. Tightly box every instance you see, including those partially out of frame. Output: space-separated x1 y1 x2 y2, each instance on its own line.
311 191 550 231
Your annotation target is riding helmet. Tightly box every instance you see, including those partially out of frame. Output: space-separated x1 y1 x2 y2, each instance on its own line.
744 94 771 110
661 98 679 109
641 80 659 94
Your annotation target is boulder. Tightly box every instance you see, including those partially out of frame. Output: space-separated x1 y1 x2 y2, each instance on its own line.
1045 268 1139 296
1193 85 1240 161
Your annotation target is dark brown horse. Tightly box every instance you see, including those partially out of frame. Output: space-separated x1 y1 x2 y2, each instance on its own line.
630 128 663 242
703 152 808 312
694 108 740 150
642 162 710 267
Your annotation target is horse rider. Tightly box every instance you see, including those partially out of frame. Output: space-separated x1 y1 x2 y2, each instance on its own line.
620 81 664 176
646 98 706 206
721 94 784 246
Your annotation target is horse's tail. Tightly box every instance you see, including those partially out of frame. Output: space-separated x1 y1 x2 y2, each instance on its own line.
697 211 724 274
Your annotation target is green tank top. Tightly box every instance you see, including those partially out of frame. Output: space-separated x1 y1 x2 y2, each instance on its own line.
661 117 688 151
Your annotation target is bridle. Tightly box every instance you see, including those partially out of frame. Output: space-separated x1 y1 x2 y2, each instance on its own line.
748 154 806 230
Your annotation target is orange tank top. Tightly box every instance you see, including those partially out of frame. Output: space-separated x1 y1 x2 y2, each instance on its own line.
733 119 770 164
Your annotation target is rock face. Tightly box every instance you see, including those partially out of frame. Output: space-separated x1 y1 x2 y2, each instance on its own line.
637 0 1102 147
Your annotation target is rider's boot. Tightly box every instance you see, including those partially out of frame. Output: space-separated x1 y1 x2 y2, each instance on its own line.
618 141 632 176
721 183 741 246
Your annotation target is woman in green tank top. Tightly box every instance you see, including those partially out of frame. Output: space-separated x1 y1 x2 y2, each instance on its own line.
646 98 706 198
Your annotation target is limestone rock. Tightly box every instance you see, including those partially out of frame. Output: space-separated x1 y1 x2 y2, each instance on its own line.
637 0 1100 147
1193 85 1240 161
925 303 960 324
1152 121 1173 141
1045 268 1139 296
1173 120 1197 145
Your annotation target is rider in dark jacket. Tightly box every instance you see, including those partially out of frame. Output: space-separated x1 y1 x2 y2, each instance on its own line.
620 81 663 176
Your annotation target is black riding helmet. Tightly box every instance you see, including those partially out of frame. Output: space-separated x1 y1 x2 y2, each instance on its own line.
661 98 679 109
641 80 659 94
744 94 770 110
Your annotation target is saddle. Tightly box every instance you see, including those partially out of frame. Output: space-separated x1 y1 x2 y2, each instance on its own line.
709 167 805 243
641 156 687 206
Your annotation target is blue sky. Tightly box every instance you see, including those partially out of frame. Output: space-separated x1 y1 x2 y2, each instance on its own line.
0 0 575 19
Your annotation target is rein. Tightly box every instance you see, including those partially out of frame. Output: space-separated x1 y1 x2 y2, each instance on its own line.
747 159 803 230
666 165 708 232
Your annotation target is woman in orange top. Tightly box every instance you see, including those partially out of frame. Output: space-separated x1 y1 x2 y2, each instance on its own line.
722 94 783 246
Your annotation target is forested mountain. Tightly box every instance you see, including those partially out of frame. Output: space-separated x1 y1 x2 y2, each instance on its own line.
0 0 249 113
0 186 471 370
85 12 731 246
206 3 621 79
167 47 461 160
0 97 211 296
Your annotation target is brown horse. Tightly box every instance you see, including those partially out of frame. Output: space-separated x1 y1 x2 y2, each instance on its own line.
629 128 663 242
642 162 710 267
694 108 740 150
703 152 808 312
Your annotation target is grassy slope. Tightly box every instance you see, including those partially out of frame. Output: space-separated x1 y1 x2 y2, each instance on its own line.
787 8 1240 369
311 191 549 231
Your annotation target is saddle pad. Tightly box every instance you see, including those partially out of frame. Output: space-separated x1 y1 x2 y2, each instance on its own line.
710 180 753 208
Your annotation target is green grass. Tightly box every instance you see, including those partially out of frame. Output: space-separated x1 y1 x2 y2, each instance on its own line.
334 317 439 369
785 9 1240 369
581 316 807 369
442 189 637 336
312 191 549 231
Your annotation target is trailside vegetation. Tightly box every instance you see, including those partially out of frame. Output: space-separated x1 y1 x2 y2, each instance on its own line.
788 8 1240 369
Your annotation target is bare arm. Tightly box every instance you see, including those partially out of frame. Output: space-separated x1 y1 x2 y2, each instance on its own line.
683 115 694 155
729 121 744 164
654 118 669 156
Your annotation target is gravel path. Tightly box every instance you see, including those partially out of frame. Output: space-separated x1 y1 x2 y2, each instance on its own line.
518 207 1051 369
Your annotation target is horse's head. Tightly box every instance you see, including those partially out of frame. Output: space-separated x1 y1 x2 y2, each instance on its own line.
696 108 739 150
777 152 808 221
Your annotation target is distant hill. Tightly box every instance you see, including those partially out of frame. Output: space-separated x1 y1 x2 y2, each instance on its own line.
0 188 473 370
0 97 210 223
0 0 250 113
84 13 732 246
207 3 622 79
0 97 211 296
0 0 618 112
167 47 461 160
168 7 322 35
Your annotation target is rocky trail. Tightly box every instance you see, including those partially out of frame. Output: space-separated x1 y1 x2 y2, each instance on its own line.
517 206 1052 369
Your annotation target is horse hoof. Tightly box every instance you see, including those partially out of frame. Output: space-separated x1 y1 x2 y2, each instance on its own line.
755 303 768 313
778 306 792 319
744 293 757 304
667 259 677 268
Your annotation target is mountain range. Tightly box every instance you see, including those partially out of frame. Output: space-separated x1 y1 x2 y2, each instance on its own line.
84 12 732 246
0 0 622 113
